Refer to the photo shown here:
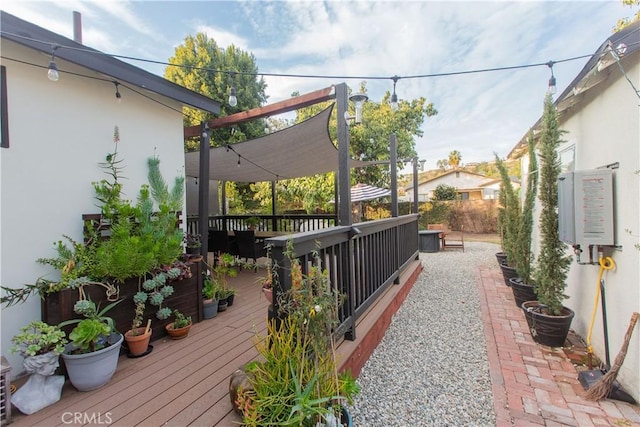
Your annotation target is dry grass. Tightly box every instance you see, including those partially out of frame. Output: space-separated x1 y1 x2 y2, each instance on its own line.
464 233 501 244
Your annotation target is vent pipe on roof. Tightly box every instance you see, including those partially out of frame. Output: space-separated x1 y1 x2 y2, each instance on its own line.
73 11 82 44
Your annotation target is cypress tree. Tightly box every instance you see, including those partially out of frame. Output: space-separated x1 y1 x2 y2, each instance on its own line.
533 93 572 315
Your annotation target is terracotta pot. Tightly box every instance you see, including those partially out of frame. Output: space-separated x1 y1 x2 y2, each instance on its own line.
165 322 192 340
262 287 273 304
125 327 152 356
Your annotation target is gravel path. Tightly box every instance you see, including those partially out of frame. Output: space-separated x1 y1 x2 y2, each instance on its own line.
349 242 499 427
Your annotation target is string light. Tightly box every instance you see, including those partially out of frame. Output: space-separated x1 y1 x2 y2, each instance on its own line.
3 30 626 87
547 61 556 95
47 45 59 81
390 75 399 111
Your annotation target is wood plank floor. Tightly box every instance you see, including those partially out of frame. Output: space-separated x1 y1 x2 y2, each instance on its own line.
9 260 421 427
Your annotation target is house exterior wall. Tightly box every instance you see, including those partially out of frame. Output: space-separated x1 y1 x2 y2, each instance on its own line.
406 171 495 201
527 55 639 401
0 41 188 375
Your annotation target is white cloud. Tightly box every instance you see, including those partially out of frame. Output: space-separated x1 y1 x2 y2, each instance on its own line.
4 0 631 167
194 24 250 50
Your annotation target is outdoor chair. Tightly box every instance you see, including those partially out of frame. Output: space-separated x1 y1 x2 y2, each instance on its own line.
442 225 465 251
427 223 447 248
208 229 231 264
233 230 267 267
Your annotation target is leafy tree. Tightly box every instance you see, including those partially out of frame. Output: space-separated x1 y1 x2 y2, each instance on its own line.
433 184 458 201
614 0 640 31
164 33 268 151
533 93 572 315
448 150 462 169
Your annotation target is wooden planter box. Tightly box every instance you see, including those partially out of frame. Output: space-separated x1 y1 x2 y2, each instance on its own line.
42 261 203 341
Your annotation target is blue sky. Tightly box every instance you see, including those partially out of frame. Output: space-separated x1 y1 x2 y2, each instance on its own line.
2 1 634 169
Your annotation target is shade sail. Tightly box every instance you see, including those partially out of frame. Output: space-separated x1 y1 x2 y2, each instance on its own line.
350 183 391 202
185 105 376 182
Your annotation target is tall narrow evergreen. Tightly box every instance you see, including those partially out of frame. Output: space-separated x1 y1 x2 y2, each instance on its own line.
495 154 520 266
533 93 572 315
515 132 538 283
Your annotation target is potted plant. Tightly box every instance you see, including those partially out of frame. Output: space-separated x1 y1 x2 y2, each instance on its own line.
260 257 274 305
207 253 238 312
165 309 192 339
245 216 260 230
202 273 220 319
184 232 202 255
58 298 124 391
523 93 575 347
9 321 68 414
495 153 520 286
225 287 236 307
233 240 359 425
509 132 539 307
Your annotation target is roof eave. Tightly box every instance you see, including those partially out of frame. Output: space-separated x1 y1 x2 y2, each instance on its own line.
0 11 221 115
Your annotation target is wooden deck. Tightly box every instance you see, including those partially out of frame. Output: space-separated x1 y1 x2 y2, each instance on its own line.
9 260 422 427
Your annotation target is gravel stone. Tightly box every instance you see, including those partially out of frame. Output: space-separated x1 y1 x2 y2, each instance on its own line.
349 242 499 427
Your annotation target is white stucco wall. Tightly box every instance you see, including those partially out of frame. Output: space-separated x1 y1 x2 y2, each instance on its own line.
0 41 188 375
407 171 494 201
530 54 639 401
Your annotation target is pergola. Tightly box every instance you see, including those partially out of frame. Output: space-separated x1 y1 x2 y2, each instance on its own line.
183 83 417 256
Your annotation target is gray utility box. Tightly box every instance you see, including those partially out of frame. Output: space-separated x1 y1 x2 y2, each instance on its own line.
558 169 614 246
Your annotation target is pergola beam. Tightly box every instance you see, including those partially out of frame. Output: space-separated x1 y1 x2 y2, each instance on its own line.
184 86 336 139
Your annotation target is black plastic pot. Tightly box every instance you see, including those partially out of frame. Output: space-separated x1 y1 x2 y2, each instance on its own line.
499 263 518 287
495 252 507 266
509 277 537 308
521 301 574 347
226 294 235 307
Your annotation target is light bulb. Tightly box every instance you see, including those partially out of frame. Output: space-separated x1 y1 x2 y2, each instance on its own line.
228 87 237 107
390 93 398 112
47 61 59 81
548 76 557 94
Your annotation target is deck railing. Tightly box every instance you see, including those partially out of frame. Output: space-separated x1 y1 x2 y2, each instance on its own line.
186 214 337 235
266 214 419 341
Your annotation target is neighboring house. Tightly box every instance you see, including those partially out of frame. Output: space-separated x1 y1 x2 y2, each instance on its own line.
508 21 639 402
0 12 220 375
403 169 514 201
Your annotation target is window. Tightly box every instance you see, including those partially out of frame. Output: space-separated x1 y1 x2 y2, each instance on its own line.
1 66 8 148
460 192 469 200
559 142 575 173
